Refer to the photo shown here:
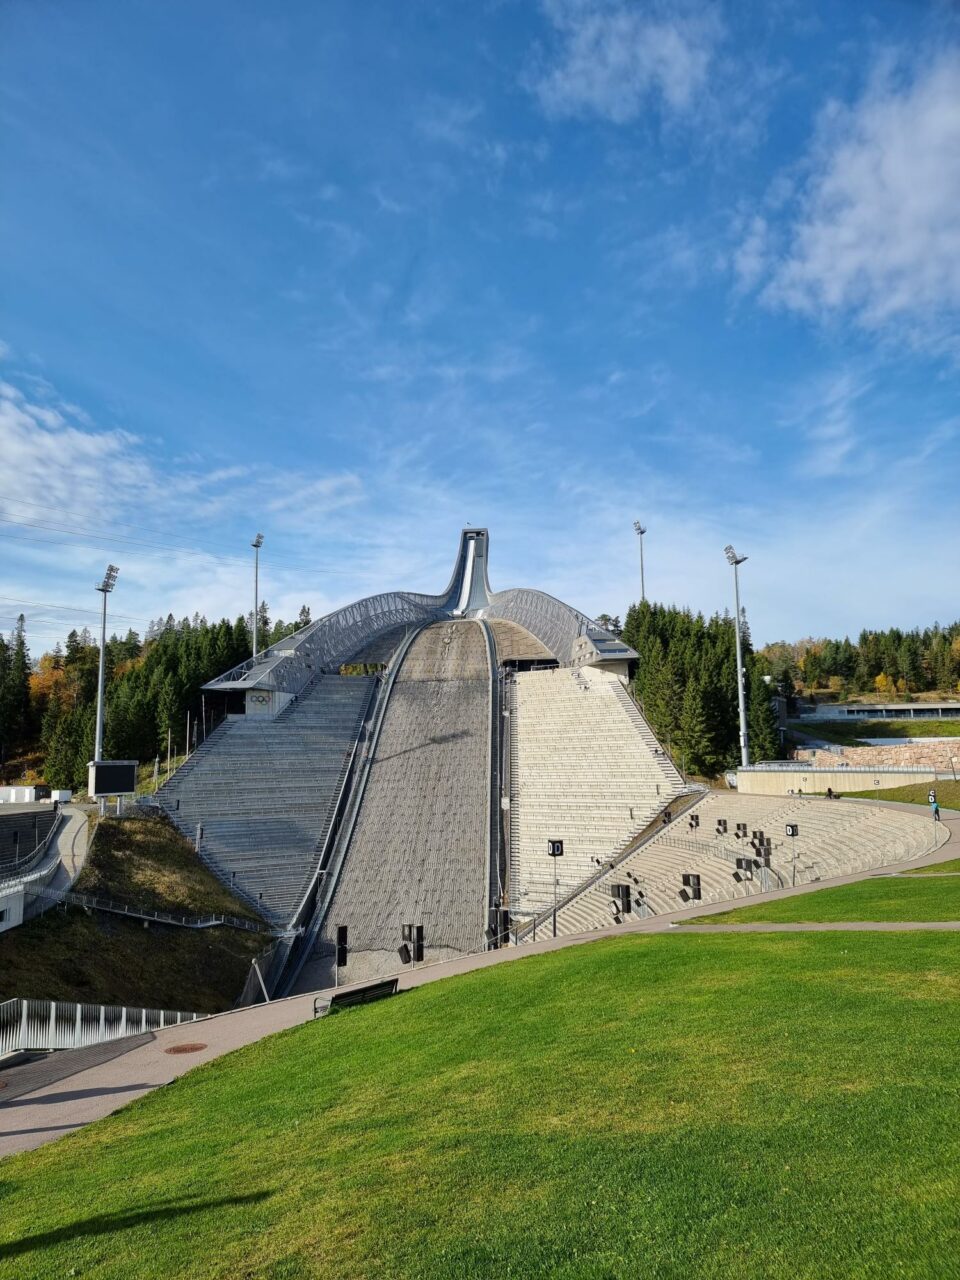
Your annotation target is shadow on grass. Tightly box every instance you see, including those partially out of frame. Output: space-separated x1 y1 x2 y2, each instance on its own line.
0 1190 271 1260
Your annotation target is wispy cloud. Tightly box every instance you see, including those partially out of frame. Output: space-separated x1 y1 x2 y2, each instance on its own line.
530 0 722 123
746 49 960 352
778 369 872 479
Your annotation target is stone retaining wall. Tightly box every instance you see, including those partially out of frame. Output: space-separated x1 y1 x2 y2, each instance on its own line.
795 742 960 770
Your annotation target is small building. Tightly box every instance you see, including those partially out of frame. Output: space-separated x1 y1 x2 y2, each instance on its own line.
805 701 960 721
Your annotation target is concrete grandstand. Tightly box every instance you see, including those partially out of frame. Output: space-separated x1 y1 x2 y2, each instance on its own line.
152 529 944 992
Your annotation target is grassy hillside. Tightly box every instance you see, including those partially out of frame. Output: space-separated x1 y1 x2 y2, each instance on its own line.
904 857 960 875
1 931 958 1279
791 718 960 746
0 814 266 1012
685 875 960 924
842 780 960 807
76 814 262 920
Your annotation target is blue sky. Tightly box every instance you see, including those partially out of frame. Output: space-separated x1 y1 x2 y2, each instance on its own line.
2 0 959 651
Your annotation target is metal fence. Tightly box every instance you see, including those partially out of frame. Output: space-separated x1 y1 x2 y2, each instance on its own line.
0 809 64 891
0 997 202 1055
24 884 268 933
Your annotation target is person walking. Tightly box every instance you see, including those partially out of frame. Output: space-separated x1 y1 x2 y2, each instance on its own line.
933 801 941 822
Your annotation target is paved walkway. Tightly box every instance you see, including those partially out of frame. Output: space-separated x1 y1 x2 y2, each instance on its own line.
46 805 91 892
1 802 956 1162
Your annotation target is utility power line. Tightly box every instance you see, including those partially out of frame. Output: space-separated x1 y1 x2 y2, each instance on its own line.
0 594 152 623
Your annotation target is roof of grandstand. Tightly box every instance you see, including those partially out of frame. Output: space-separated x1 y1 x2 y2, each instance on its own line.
202 528 635 696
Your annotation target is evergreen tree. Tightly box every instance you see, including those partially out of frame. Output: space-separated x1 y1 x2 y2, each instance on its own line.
747 664 781 762
677 678 712 776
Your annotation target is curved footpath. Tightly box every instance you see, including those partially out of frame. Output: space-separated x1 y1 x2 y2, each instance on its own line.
1 801 955 1162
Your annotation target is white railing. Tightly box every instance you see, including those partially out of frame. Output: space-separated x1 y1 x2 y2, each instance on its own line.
0 809 64 888
0 997 203 1055
744 762 945 774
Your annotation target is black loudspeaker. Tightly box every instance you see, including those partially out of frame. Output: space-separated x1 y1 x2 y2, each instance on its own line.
717 818 728 834
689 813 700 829
402 923 414 942
681 873 702 900
414 925 424 963
398 943 412 964
336 925 348 967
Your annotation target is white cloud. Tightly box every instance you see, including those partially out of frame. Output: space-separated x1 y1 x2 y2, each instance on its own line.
531 0 721 123
779 370 872 479
417 98 485 148
0 376 370 634
758 51 960 343
732 214 770 293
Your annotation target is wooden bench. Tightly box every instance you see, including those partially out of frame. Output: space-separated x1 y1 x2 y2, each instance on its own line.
313 977 399 1018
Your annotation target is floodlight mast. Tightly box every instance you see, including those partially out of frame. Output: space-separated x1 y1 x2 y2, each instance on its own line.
251 533 264 657
93 565 119 763
724 545 750 768
633 521 647 602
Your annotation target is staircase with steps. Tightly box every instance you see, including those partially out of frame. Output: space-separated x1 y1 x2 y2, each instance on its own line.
155 675 375 926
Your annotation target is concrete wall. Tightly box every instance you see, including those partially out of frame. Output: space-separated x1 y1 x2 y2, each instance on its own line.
244 689 293 717
0 787 38 804
736 768 939 796
0 885 25 934
796 743 960 771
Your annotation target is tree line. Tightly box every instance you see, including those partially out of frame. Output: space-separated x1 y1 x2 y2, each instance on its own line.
1 603 311 790
760 622 960 699
613 602 783 775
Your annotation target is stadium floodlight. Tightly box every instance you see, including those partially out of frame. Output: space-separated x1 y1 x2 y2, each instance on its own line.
93 565 120 766
633 521 648 602
251 533 264 657
723 545 750 768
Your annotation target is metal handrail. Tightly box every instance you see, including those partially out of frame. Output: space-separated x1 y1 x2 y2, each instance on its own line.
277 623 426 997
480 621 503 914
514 789 706 940
286 673 383 931
0 997 202 1055
24 884 271 933
0 809 64 891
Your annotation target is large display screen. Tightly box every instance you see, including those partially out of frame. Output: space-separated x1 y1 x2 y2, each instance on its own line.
88 761 138 797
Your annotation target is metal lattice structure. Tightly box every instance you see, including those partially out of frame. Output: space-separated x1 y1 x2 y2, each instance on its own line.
203 529 637 703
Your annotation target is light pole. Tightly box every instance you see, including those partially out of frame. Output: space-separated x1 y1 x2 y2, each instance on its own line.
251 532 264 657
633 521 647 602
724 544 750 768
93 564 119 762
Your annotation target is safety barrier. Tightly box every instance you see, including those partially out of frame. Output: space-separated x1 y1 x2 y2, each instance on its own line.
24 884 269 933
0 997 202 1055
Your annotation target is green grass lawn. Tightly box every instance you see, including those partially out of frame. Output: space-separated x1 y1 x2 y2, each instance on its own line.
685 874 960 924
790 718 960 746
1 932 958 1279
0 814 266 1012
903 857 960 875
841 780 960 808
